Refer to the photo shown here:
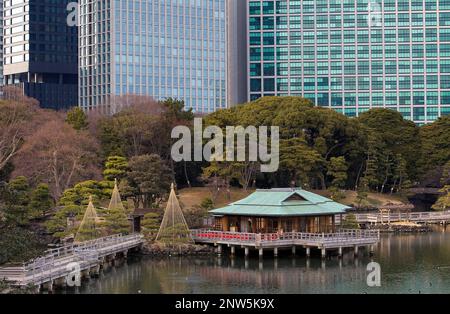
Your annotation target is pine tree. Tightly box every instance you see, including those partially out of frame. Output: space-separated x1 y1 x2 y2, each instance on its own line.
142 212 161 241
66 107 88 130
28 183 53 218
342 213 360 230
327 157 348 189
104 180 130 235
103 156 129 182
75 196 99 242
156 183 193 246
432 186 450 211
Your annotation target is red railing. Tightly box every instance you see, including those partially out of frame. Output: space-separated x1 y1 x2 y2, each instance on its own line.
190 229 380 247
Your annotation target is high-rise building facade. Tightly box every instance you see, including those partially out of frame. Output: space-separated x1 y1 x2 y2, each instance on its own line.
0 3 4 87
3 0 78 109
247 0 450 124
79 0 245 113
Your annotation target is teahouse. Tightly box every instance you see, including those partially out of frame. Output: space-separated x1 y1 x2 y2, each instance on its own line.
210 188 350 234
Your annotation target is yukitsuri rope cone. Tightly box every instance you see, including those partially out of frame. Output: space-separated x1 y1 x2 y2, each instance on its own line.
105 179 131 235
75 196 100 242
156 183 194 246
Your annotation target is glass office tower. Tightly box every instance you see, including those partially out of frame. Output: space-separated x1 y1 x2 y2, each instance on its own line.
247 0 450 124
79 0 232 113
0 3 4 87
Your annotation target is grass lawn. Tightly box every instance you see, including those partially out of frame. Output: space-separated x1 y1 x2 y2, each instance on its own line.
178 187 254 210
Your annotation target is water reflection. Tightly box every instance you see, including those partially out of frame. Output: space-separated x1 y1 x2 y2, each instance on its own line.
76 227 450 294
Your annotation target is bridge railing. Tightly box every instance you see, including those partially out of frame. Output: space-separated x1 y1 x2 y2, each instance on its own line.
191 229 380 246
22 234 143 272
191 229 257 244
336 211 450 224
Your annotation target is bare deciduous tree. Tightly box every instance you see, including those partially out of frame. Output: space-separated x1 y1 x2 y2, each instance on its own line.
13 119 100 199
0 95 38 173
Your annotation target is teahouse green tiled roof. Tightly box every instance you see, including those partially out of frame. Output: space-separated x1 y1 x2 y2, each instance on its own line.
209 189 350 217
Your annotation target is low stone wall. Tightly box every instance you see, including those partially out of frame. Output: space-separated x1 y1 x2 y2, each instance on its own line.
142 243 215 257
368 224 432 233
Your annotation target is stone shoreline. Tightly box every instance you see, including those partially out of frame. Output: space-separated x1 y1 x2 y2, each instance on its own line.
141 243 215 257
368 224 433 233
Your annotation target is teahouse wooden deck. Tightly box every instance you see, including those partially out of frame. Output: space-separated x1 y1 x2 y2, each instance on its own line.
191 229 380 258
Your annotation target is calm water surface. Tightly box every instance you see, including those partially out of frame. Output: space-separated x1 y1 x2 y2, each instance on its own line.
77 227 450 294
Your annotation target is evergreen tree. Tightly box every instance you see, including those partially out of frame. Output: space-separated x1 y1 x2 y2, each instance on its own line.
432 186 450 211
327 157 348 189
1 177 31 225
156 184 193 246
356 178 370 208
103 156 129 182
142 212 161 241
75 197 99 242
341 213 360 230
104 180 130 235
433 163 450 211
28 183 53 218
66 107 88 130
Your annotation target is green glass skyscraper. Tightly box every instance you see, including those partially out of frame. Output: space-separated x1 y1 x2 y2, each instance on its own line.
247 0 450 124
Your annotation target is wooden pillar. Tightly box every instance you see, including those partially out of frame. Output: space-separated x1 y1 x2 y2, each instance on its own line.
321 248 327 259
245 247 250 257
259 248 264 258
45 280 54 293
217 244 222 256
369 245 375 256
306 247 311 258
274 247 278 258
230 246 236 256
91 265 101 278
292 246 296 256
354 246 359 257
338 247 343 258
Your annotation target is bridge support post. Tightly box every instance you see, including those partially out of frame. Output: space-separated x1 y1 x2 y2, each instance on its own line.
230 246 235 256
81 269 91 279
292 246 296 256
354 246 359 257
123 250 128 259
244 247 250 257
306 247 311 258
259 248 264 258
55 277 66 288
108 253 117 266
217 244 222 256
321 248 327 259
274 247 278 258
91 265 101 278
369 245 375 256
44 280 54 293
338 247 343 258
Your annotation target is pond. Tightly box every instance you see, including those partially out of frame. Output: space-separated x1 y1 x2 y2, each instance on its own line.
75 227 450 294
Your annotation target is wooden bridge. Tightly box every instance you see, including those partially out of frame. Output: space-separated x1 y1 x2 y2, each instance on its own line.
191 229 380 258
336 210 450 225
0 234 144 291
